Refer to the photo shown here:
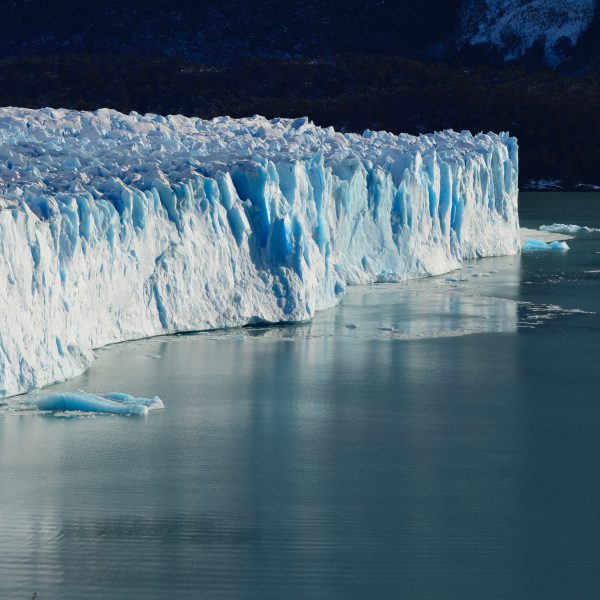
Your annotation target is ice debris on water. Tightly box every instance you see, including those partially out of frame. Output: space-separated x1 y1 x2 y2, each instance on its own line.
539 224 600 235
0 108 520 398
27 391 164 416
517 302 594 328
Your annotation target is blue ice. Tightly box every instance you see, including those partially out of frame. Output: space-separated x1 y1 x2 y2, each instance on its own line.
522 239 570 252
28 391 164 416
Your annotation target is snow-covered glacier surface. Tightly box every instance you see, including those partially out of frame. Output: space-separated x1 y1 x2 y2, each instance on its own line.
0 108 519 398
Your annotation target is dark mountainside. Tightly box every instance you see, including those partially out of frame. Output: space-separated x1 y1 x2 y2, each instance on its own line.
0 1 466 63
0 0 599 187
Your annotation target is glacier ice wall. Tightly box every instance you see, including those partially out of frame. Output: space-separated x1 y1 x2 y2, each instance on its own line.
0 108 519 397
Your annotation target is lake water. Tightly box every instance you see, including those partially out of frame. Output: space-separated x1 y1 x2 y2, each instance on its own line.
1 193 600 600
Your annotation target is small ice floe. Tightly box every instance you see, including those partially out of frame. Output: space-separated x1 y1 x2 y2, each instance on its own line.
522 239 570 253
26 391 164 416
540 224 600 235
520 227 572 244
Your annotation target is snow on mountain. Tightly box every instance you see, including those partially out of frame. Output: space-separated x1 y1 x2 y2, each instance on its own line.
461 0 596 65
28 391 164 416
0 108 520 397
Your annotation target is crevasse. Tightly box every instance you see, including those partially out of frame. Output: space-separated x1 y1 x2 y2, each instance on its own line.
0 108 520 398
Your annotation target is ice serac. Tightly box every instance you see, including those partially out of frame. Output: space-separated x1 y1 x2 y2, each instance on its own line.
0 108 520 397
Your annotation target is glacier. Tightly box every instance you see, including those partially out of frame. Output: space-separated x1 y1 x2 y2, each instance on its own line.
0 107 520 398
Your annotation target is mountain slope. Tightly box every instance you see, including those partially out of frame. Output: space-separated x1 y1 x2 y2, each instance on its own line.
0 1 598 186
1 53 598 187
1 0 597 68
459 0 596 66
0 0 462 64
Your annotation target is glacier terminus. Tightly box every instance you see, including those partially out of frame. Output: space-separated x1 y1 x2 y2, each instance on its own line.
0 108 520 398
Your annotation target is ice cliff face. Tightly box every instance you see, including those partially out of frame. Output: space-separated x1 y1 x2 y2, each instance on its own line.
460 0 596 66
0 108 519 397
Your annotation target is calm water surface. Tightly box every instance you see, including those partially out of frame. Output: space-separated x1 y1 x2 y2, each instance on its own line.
1 193 600 600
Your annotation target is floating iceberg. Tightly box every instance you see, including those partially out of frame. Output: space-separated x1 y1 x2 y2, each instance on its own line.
540 223 600 235
27 391 164 416
0 108 520 397
522 239 570 252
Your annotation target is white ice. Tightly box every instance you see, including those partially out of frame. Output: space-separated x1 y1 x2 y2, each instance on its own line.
0 108 520 397
519 227 573 244
540 224 600 235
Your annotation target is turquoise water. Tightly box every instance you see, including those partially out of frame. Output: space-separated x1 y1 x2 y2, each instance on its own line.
1 193 600 599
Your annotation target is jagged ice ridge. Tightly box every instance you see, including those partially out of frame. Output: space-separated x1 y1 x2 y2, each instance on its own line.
0 108 520 397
